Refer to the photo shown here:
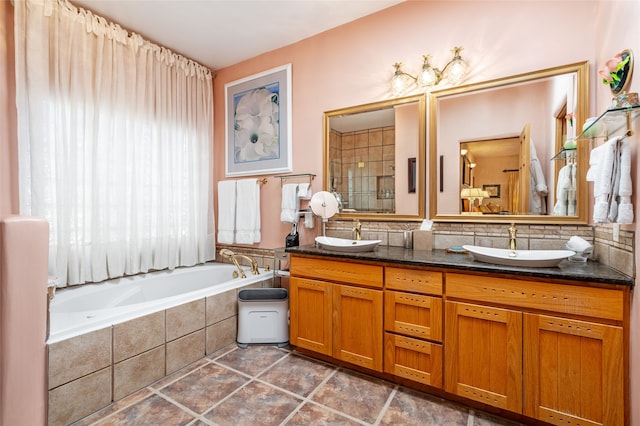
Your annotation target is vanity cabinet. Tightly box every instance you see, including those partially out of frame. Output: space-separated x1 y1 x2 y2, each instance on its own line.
289 256 384 371
445 272 625 426
384 267 443 387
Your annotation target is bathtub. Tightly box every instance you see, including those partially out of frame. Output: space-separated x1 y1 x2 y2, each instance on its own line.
48 262 274 343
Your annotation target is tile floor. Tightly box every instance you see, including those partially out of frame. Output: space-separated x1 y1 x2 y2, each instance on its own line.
73 344 524 426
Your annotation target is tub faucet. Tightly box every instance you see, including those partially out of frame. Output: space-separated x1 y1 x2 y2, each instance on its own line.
352 218 362 240
219 248 259 278
233 254 260 276
508 223 517 251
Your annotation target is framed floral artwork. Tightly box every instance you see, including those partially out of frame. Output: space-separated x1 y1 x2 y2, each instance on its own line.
225 64 292 176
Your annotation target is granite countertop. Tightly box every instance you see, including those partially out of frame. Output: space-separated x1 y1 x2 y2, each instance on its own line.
285 245 634 288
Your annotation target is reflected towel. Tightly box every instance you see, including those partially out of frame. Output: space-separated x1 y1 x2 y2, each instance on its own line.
235 179 261 244
281 184 299 223
552 164 570 216
217 180 236 244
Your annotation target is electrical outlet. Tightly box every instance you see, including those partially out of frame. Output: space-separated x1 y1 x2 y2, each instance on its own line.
612 223 620 242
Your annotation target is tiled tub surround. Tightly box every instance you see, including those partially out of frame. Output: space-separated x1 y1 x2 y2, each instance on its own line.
325 220 635 277
47 269 273 425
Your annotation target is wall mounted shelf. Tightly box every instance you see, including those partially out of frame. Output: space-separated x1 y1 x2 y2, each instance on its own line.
577 104 640 140
552 104 640 161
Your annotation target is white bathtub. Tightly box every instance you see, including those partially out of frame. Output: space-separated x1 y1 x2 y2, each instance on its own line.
48 262 273 343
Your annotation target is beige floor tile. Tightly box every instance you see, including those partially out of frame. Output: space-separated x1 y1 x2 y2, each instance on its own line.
311 369 394 424
257 353 335 397
158 363 248 414
215 345 288 376
203 381 301 425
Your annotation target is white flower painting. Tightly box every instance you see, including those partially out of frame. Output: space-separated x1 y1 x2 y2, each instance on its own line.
225 64 292 176
233 86 280 162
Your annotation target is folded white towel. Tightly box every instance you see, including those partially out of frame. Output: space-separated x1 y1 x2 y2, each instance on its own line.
586 143 606 182
566 236 592 252
217 180 236 244
297 183 312 199
235 179 261 244
281 184 299 223
618 200 634 224
593 196 609 223
594 137 620 197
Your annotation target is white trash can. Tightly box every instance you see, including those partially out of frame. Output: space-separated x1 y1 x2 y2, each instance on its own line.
237 288 289 348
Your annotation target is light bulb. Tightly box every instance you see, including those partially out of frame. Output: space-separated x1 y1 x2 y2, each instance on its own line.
417 55 437 88
391 63 411 95
446 58 468 84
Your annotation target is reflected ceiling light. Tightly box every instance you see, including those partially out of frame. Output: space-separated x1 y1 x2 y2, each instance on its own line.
460 148 468 156
391 46 469 95
469 163 477 169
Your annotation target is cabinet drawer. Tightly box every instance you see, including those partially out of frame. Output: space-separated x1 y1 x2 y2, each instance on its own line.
446 273 624 321
385 267 443 295
384 333 442 388
385 291 442 342
290 256 383 288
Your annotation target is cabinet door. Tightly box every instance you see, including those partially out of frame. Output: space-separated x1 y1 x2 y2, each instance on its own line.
289 277 332 356
524 314 624 426
385 291 442 342
333 284 383 371
384 332 442 387
445 301 522 413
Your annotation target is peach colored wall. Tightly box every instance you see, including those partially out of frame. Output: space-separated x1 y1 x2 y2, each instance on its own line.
0 1 18 216
214 4 639 422
594 2 640 425
213 0 598 248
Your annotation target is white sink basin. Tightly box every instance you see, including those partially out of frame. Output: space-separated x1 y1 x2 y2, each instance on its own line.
462 245 575 268
315 236 381 253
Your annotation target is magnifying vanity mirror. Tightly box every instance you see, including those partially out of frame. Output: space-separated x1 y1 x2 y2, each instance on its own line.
324 94 426 221
429 61 589 223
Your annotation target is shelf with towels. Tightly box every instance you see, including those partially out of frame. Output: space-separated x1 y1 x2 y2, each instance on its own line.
275 173 316 187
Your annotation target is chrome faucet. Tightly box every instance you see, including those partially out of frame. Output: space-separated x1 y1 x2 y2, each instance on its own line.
352 218 362 240
508 223 517 251
219 249 260 278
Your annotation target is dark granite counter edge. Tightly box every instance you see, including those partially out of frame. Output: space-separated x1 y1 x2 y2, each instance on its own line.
285 245 634 288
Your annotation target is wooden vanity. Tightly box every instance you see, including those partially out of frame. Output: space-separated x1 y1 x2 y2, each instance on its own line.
287 246 632 426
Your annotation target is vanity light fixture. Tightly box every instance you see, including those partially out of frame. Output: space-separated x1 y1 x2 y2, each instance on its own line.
391 46 469 95
460 148 468 156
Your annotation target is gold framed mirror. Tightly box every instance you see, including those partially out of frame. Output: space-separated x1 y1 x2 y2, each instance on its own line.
324 94 426 221
429 61 589 224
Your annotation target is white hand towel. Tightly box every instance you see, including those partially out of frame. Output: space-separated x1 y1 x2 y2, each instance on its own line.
586 143 606 182
235 179 261 244
217 180 236 244
617 138 633 224
607 139 622 222
297 183 312 199
281 184 299 223
594 137 620 197
593 137 620 224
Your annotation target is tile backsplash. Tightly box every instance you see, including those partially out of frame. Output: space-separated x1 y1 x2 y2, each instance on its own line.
223 220 635 280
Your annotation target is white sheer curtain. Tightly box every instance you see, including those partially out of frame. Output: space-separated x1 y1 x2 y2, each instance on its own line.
14 0 215 286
